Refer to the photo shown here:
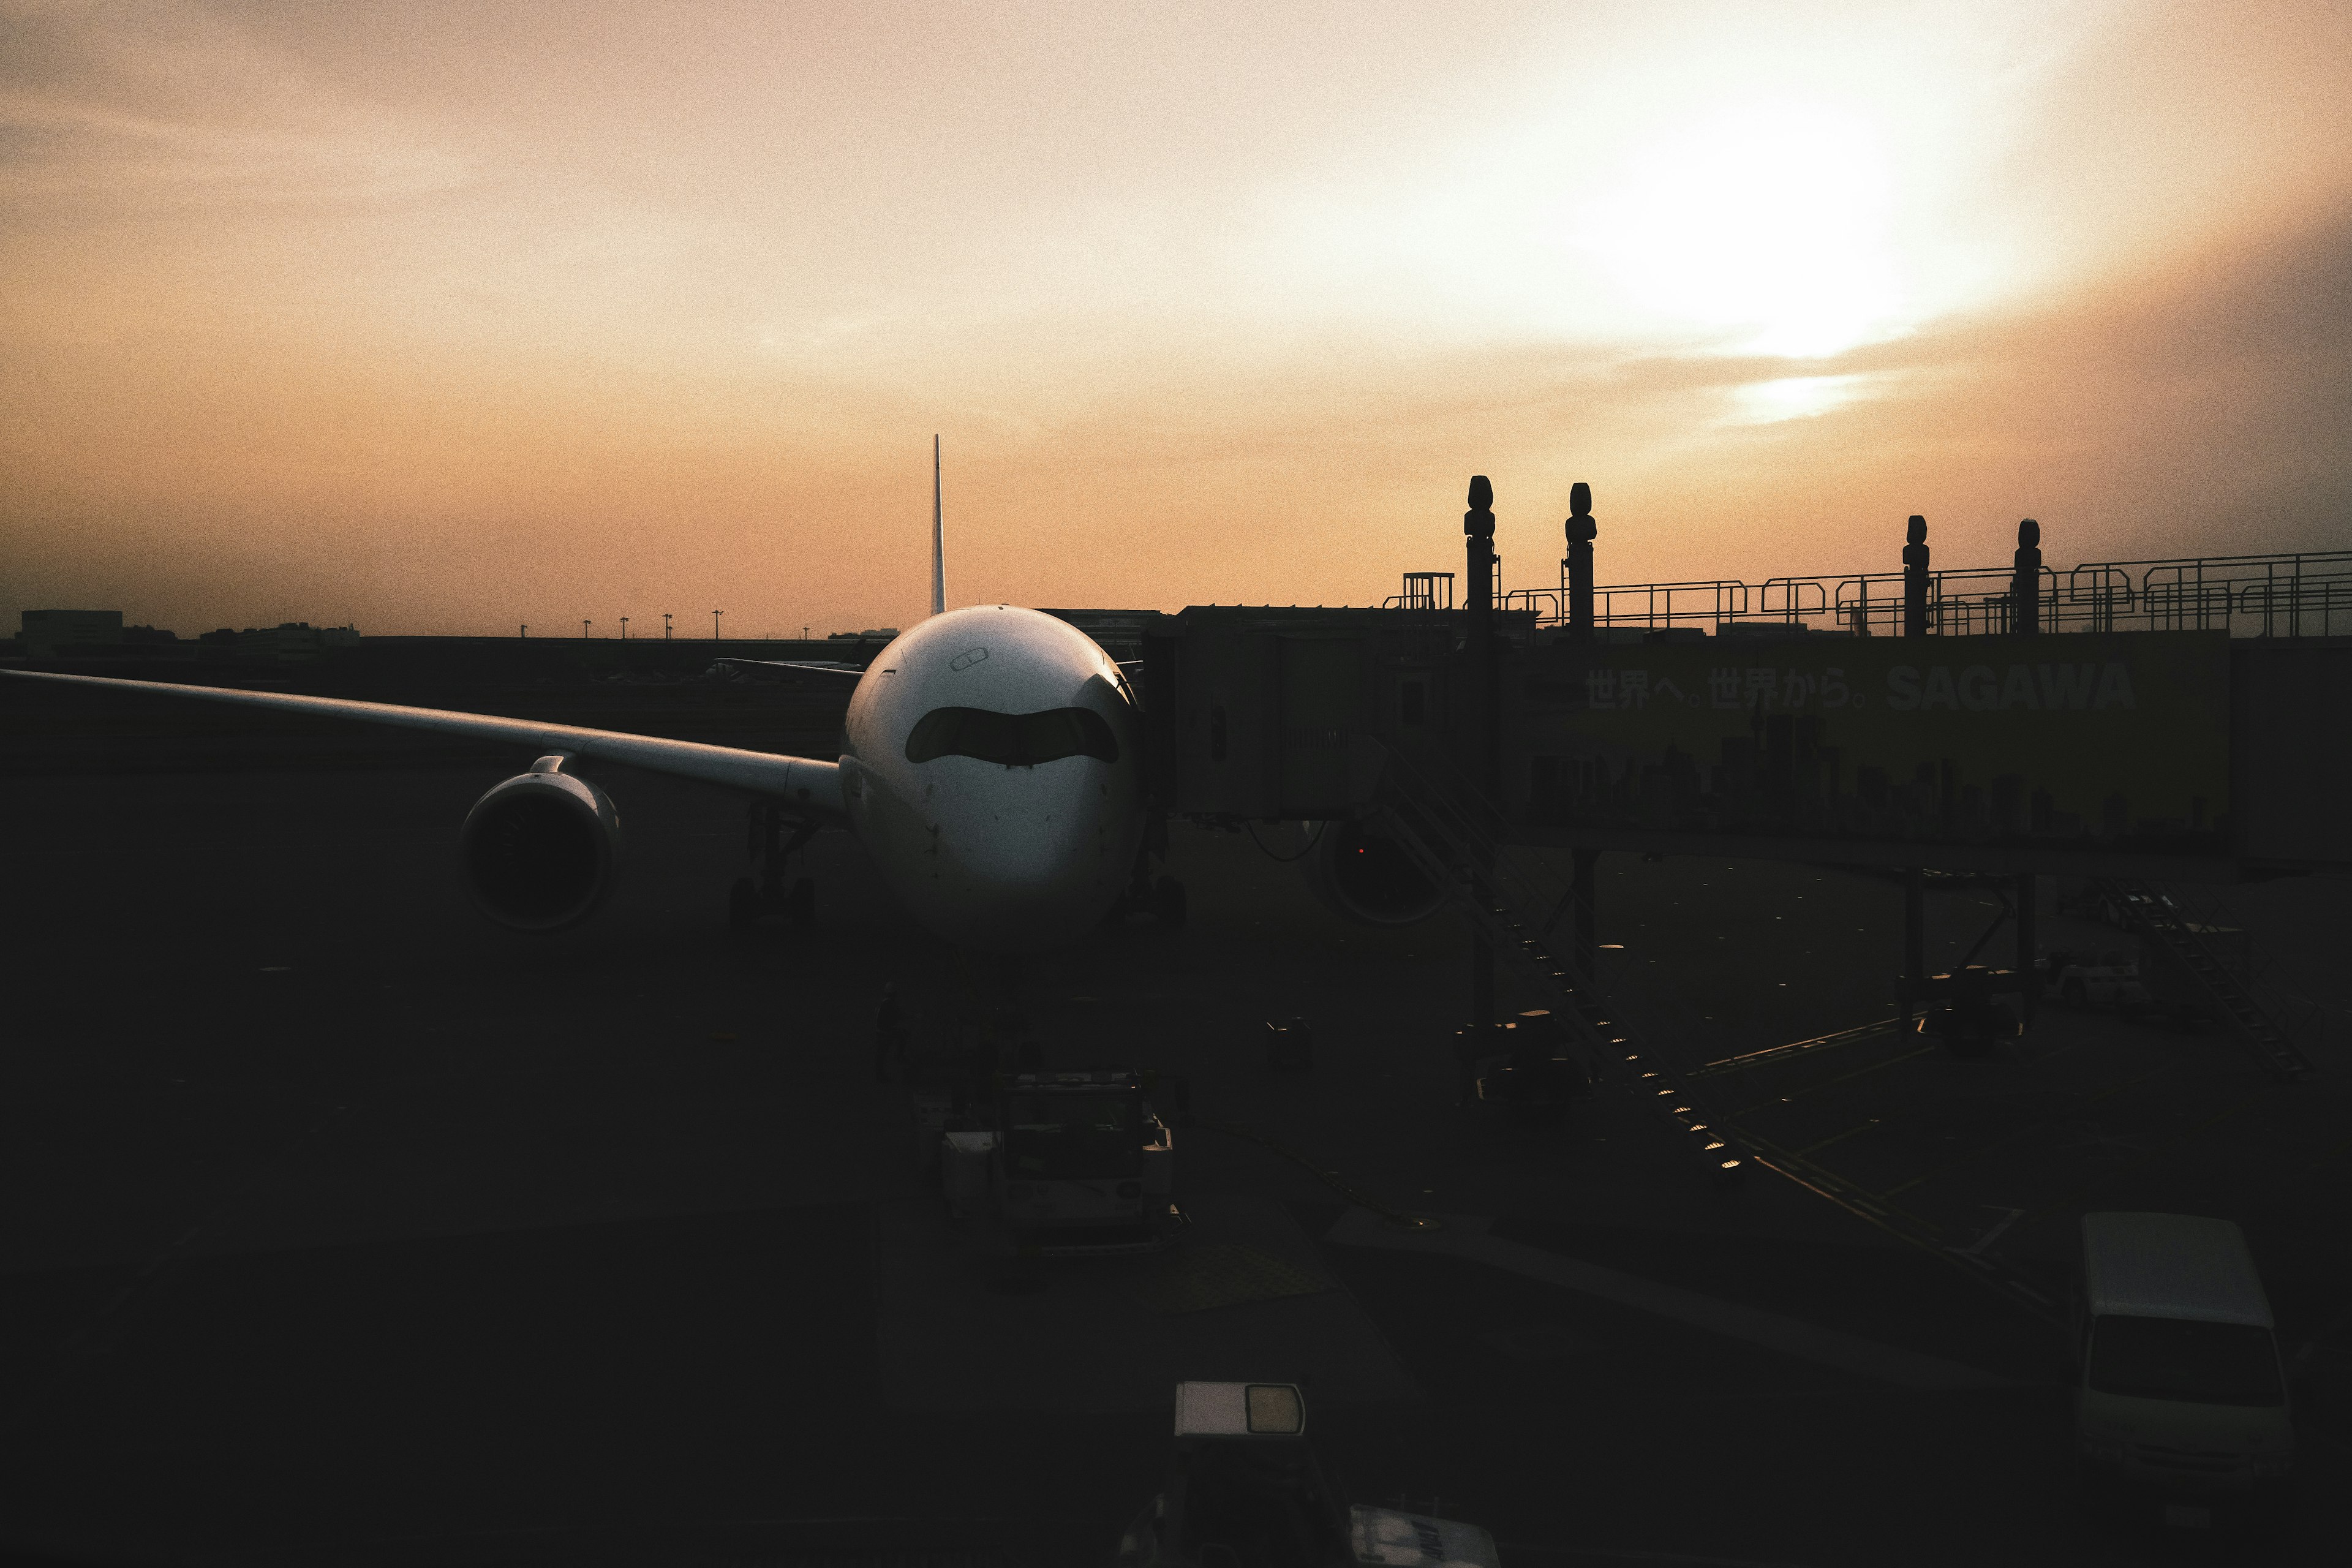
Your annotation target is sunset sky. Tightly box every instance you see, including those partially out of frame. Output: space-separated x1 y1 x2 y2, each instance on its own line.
3 1 2347 638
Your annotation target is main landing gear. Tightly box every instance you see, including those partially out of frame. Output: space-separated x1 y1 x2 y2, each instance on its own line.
731 801 818 932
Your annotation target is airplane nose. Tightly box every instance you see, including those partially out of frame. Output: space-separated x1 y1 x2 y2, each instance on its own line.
933 767 1109 890
903 760 1134 951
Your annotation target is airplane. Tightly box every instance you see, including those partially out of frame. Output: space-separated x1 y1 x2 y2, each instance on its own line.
2 442 1436 954
4 442 1149 956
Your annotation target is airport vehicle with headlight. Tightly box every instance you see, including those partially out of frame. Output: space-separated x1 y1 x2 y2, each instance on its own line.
938 1069 1178 1254
1115 1381 1501 1567
2071 1212 2296 1512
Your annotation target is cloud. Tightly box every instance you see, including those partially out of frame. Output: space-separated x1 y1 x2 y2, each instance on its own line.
1581 200 2352 573
0 6 472 213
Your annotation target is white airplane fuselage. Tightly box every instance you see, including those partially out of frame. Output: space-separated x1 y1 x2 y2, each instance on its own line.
840 605 1146 955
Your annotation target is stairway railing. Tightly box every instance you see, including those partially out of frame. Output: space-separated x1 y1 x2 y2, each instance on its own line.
2087 879 2314 1080
1368 741 1746 1178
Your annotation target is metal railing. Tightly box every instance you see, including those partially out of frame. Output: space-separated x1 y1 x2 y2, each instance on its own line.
2087 880 2312 1079
1501 587 1561 624
1501 550 2352 637
1504 578 1751 630
1384 571 1457 611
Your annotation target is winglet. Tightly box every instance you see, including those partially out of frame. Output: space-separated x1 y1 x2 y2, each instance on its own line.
930 434 946 619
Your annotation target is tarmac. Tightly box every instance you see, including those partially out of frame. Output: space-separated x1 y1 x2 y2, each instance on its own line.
3 679 2350 1566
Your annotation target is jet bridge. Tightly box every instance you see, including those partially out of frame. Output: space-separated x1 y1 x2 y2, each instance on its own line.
1137 603 1499 824
1136 502 2346 1277
1139 595 2350 879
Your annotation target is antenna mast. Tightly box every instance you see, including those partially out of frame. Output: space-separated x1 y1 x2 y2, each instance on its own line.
930 434 946 617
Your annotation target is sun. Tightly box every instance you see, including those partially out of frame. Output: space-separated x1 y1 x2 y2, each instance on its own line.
1569 99 1907 359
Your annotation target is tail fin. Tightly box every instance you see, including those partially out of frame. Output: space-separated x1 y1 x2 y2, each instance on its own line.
930 434 946 618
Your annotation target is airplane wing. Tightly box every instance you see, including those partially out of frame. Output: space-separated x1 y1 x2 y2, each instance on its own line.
707 657 867 684
1 668 848 822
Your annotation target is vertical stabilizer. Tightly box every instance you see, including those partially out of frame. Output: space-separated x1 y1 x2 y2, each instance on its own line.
930 435 946 618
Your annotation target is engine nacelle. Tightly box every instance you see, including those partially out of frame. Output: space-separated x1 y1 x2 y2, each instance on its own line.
1300 816 1444 927
458 756 624 931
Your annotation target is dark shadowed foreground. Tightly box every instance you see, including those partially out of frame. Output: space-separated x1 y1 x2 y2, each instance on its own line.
3 684 2349 1566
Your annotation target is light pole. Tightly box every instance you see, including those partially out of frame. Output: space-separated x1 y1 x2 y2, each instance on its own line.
620 616 629 641
802 625 810 642
663 613 672 641
519 624 527 639
712 609 723 640
582 619 592 639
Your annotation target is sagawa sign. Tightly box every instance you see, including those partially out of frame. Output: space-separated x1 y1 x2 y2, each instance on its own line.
1515 632 2229 856
1882 658 2136 714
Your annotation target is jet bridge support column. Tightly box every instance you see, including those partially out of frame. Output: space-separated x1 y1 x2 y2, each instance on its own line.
1466 476 1498 1040
1566 483 1598 977
2016 876 2038 1024
2013 518 2042 1021
1902 514 1930 639
1903 867 1926 1030
1572 848 1598 977
1899 516 1931 1030
1566 481 1596 639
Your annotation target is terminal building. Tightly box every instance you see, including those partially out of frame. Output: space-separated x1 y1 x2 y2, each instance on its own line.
17 609 125 659
12 612 358 663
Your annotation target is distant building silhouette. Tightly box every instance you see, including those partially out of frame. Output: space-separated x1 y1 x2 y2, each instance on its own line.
234 622 360 660
20 609 123 658
15 611 356 664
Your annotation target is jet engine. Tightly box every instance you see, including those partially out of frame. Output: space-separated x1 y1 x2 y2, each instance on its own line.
1300 815 1444 927
458 757 624 931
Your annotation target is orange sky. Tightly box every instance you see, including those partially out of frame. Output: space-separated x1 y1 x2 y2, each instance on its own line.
4 1 2348 637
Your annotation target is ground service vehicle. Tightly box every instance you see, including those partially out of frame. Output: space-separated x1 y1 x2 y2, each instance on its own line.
2072 1212 2295 1519
1909 964 2025 1054
1115 1381 1502 1567
2039 949 2151 1011
1466 1009 1592 1121
938 1071 1178 1254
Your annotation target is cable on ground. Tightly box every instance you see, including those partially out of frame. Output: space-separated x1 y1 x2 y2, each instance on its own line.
1244 820 1325 864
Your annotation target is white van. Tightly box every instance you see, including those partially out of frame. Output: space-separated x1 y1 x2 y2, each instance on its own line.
2073 1213 2295 1501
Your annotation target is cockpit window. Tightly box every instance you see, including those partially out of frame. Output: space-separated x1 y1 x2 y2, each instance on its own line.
904 706 1120 766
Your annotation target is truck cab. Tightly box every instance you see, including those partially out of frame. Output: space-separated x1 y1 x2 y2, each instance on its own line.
939 1070 1177 1254
2072 1212 2295 1507
1115 1382 1501 1567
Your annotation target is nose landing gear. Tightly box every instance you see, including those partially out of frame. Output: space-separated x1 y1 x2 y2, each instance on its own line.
1148 872 1186 929
731 801 819 932
1104 810 1186 930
